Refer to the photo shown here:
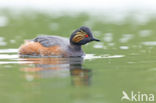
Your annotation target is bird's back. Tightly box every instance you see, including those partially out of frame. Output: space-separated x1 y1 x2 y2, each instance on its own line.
33 35 69 47
19 35 70 57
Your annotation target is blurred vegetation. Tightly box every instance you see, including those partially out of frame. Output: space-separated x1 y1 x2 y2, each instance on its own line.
0 10 156 50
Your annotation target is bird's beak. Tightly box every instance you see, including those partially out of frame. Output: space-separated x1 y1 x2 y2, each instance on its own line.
92 38 100 42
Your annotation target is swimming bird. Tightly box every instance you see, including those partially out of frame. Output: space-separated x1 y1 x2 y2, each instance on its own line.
19 26 100 57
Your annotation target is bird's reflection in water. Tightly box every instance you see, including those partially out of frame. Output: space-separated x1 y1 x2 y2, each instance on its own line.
20 57 92 86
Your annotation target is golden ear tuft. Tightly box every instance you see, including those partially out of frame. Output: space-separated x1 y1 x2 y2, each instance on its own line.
72 30 86 43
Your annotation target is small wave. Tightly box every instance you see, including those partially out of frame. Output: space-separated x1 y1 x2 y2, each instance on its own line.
0 16 8 27
119 34 134 43
139 30 152 37
93 43 104 49
0 49 18 53
142 41 156 46
120 46 129 50
0 61 32 64
0 37 7 46
85 54 125 60
0 54 18 59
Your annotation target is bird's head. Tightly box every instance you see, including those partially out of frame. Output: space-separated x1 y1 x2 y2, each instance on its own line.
70 26 100 45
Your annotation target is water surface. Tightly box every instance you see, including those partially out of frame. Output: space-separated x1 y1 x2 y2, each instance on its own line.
0 11 156 103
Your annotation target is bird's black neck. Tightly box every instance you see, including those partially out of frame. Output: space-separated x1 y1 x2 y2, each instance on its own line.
69 43 82 51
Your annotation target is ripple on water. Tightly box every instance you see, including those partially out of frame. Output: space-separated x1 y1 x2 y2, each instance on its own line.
10 40 16 43
120 46 129 50
0 37 7 46
0 48 33 64
103 33 113 42
0 54 18 59
139 30 152 37
85 54 125 60
119 34 134 43
0 48 124 64
142 41 156 46
0 49 18 53
0 61 33 64
93 43 104 49
0 16 8 27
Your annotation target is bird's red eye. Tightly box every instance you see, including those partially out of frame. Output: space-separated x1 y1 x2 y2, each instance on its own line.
85 35 89 38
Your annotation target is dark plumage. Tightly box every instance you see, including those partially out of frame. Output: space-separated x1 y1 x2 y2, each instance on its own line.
19 26 100 57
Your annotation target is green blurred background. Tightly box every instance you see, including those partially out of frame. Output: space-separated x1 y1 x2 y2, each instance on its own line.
0 1 156 103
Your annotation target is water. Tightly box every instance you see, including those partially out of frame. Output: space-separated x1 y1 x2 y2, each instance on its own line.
0 10 156 103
